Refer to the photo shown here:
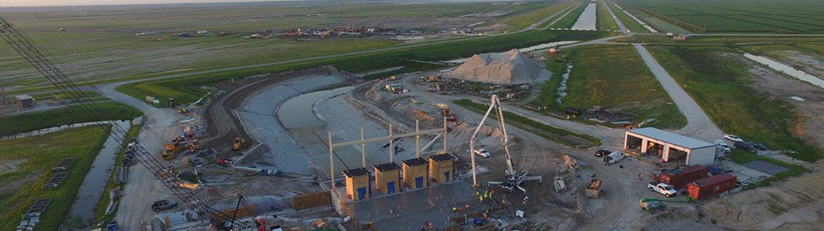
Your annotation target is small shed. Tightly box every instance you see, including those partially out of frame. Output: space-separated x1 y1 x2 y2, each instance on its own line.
343 168 371 201
429 154 454 183
16 94 33 109
402 158 428 189
373 163 401 195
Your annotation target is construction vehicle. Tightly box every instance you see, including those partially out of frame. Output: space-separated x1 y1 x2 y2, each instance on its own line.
232 137 247 151
177 107 188 114
163 143 181 160
3 15 267 229
441 108 457 122
585 179 602 198
471 94 542 193
187 139 200 153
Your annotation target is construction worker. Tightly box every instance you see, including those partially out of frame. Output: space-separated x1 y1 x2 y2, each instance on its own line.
523 196 529 205
453 206 457 212
638 172 643 181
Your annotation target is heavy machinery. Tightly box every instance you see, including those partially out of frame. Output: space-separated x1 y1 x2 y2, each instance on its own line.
163 143 178 160
232 137 247 151
470 94 541 193
0 16 251 229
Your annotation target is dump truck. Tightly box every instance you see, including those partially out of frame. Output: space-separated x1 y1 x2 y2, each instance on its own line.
232 137 247 151
687 173 737 200
652 165 708 189
585 179 602 198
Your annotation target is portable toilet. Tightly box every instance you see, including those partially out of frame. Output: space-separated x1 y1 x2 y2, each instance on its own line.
343 167 371 201
373 163 401 195
429 154 454 183
402 158 428 189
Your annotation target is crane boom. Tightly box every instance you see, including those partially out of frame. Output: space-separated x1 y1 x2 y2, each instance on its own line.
0 16 243 229
469 95 515 186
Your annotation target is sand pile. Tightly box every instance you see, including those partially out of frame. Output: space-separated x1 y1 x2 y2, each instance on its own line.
447 49 551 85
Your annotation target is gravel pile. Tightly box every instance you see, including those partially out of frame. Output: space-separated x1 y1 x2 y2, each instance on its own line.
447 49 551 85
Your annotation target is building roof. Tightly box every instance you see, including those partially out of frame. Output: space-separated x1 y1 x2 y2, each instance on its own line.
373 163 400 172
690 173 736 187
402 158 427 167
16 94 32 100
429 154 453 162
627 127 714 149
342 167 370 177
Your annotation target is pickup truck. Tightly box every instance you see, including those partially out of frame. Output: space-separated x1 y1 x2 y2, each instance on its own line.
647 182 677 197
473 148 491 158
151 200 178 212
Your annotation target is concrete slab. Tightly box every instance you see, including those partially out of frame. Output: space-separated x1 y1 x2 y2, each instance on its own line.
743 160 789 176
347 181 494 230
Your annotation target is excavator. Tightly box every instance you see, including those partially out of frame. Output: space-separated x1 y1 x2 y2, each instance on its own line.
470 95 542 193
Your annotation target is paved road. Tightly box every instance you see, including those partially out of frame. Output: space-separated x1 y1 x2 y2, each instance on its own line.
602 0 627 34
633 44 723 141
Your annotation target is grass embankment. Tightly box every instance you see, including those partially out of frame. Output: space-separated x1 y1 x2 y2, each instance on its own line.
93 125 141 226
612 35 824 44
118 30 606 107
606 1 648 33
596 0 618 31
646 46 822 162
0 102 143 137
533 45 686 129
547 1 589 29
0 126 111 230
727 149 808 189
29 90 103 101
500 1 575 31
453 99 601 148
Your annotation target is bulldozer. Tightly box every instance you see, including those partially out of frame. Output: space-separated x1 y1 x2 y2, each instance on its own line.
232 137 247 151
162 143 179 160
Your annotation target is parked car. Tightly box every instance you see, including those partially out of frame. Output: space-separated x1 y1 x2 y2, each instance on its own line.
724 134 743 142
473 148 491 158
594 149 611 157
751 142 767 151
151 200 178 212
715 140 730 154
647 182 677 197
106 222 119 231
734 141 758 153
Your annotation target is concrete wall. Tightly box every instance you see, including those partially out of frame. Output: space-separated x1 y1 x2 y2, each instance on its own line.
402 164 427 189
686 146 715 166
374 168 400 195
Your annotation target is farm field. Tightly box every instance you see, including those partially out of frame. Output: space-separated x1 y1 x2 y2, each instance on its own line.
617 0 824 33
499 1 575 31
646 46 823 162
630 9 691 34
0 1 539 90
118 30 606 107
533 45 686 129
0 126 110 230
596 0 618 31
606 1 649 33
546 0 589 29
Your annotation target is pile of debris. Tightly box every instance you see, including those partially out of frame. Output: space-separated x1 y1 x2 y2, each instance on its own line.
447 49 551 85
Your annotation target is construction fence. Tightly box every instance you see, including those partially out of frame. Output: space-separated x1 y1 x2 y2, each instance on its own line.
292 191 332 210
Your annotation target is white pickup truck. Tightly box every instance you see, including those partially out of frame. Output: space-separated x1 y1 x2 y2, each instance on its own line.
647 182 677 197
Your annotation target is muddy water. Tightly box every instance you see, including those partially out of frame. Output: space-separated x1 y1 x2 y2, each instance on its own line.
744 53 824 89
277 87 352 128
61 120 131 230
571 2 597 30
444 41 578 64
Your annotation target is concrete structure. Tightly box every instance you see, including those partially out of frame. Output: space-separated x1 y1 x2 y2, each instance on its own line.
16 94 33 109
402 158 428 189
343 167 371 201
624 128 715 165
429 154 454 183
373 163 401 195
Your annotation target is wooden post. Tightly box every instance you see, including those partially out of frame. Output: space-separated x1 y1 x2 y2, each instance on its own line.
328 132 334 183
443 116 448 152
361 127 366 168
415 120 420 158
389 123 394 163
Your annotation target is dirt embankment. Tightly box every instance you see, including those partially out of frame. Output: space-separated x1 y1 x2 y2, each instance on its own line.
775 50 824 81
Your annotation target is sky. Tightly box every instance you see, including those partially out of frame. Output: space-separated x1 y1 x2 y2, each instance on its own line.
0 0 300 7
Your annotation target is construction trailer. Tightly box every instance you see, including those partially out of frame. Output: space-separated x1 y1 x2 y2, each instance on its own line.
624 128 716 165
429 154 454 183
374 163 401 195
653 165 708 189
402 158 428 189
16 94 33 109
687 173 737 200
344 167 372 201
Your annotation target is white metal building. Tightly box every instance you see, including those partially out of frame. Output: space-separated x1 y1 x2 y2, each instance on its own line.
624 128 715 165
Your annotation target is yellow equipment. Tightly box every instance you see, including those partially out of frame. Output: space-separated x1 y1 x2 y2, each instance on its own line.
177 107 188 114
232 137 246 151
163 143 177 160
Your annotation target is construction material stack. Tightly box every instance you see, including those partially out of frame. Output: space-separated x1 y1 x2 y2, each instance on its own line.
687 173 737 200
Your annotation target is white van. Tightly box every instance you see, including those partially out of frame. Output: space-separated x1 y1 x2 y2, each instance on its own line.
605 151 624 164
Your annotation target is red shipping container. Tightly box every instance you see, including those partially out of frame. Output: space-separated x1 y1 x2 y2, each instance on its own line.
687 173 737 200
656 165 708 188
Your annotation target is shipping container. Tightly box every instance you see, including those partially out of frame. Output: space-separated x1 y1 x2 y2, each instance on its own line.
654 165 708 188
687 173 737 200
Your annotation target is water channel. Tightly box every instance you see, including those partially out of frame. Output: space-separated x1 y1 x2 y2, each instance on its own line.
571 2 598 31
744 53 824 89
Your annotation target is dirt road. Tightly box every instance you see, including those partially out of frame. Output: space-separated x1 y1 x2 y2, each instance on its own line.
634 44 724 141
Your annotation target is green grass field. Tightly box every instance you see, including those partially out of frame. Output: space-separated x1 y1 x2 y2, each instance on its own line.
118 30 607 107
453 99 601 148
500 1 574 31
533 45 686 129
0 102 143 136
0 126 110 230
617 0 824 33
647 46 822 162
607 0 649 33
596 0 619 31
548 1 589 29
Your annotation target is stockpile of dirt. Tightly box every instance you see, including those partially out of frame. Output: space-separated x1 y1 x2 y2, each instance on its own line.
447 49 551 85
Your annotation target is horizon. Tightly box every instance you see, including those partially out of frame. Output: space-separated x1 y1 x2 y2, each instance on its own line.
0 0 307 8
